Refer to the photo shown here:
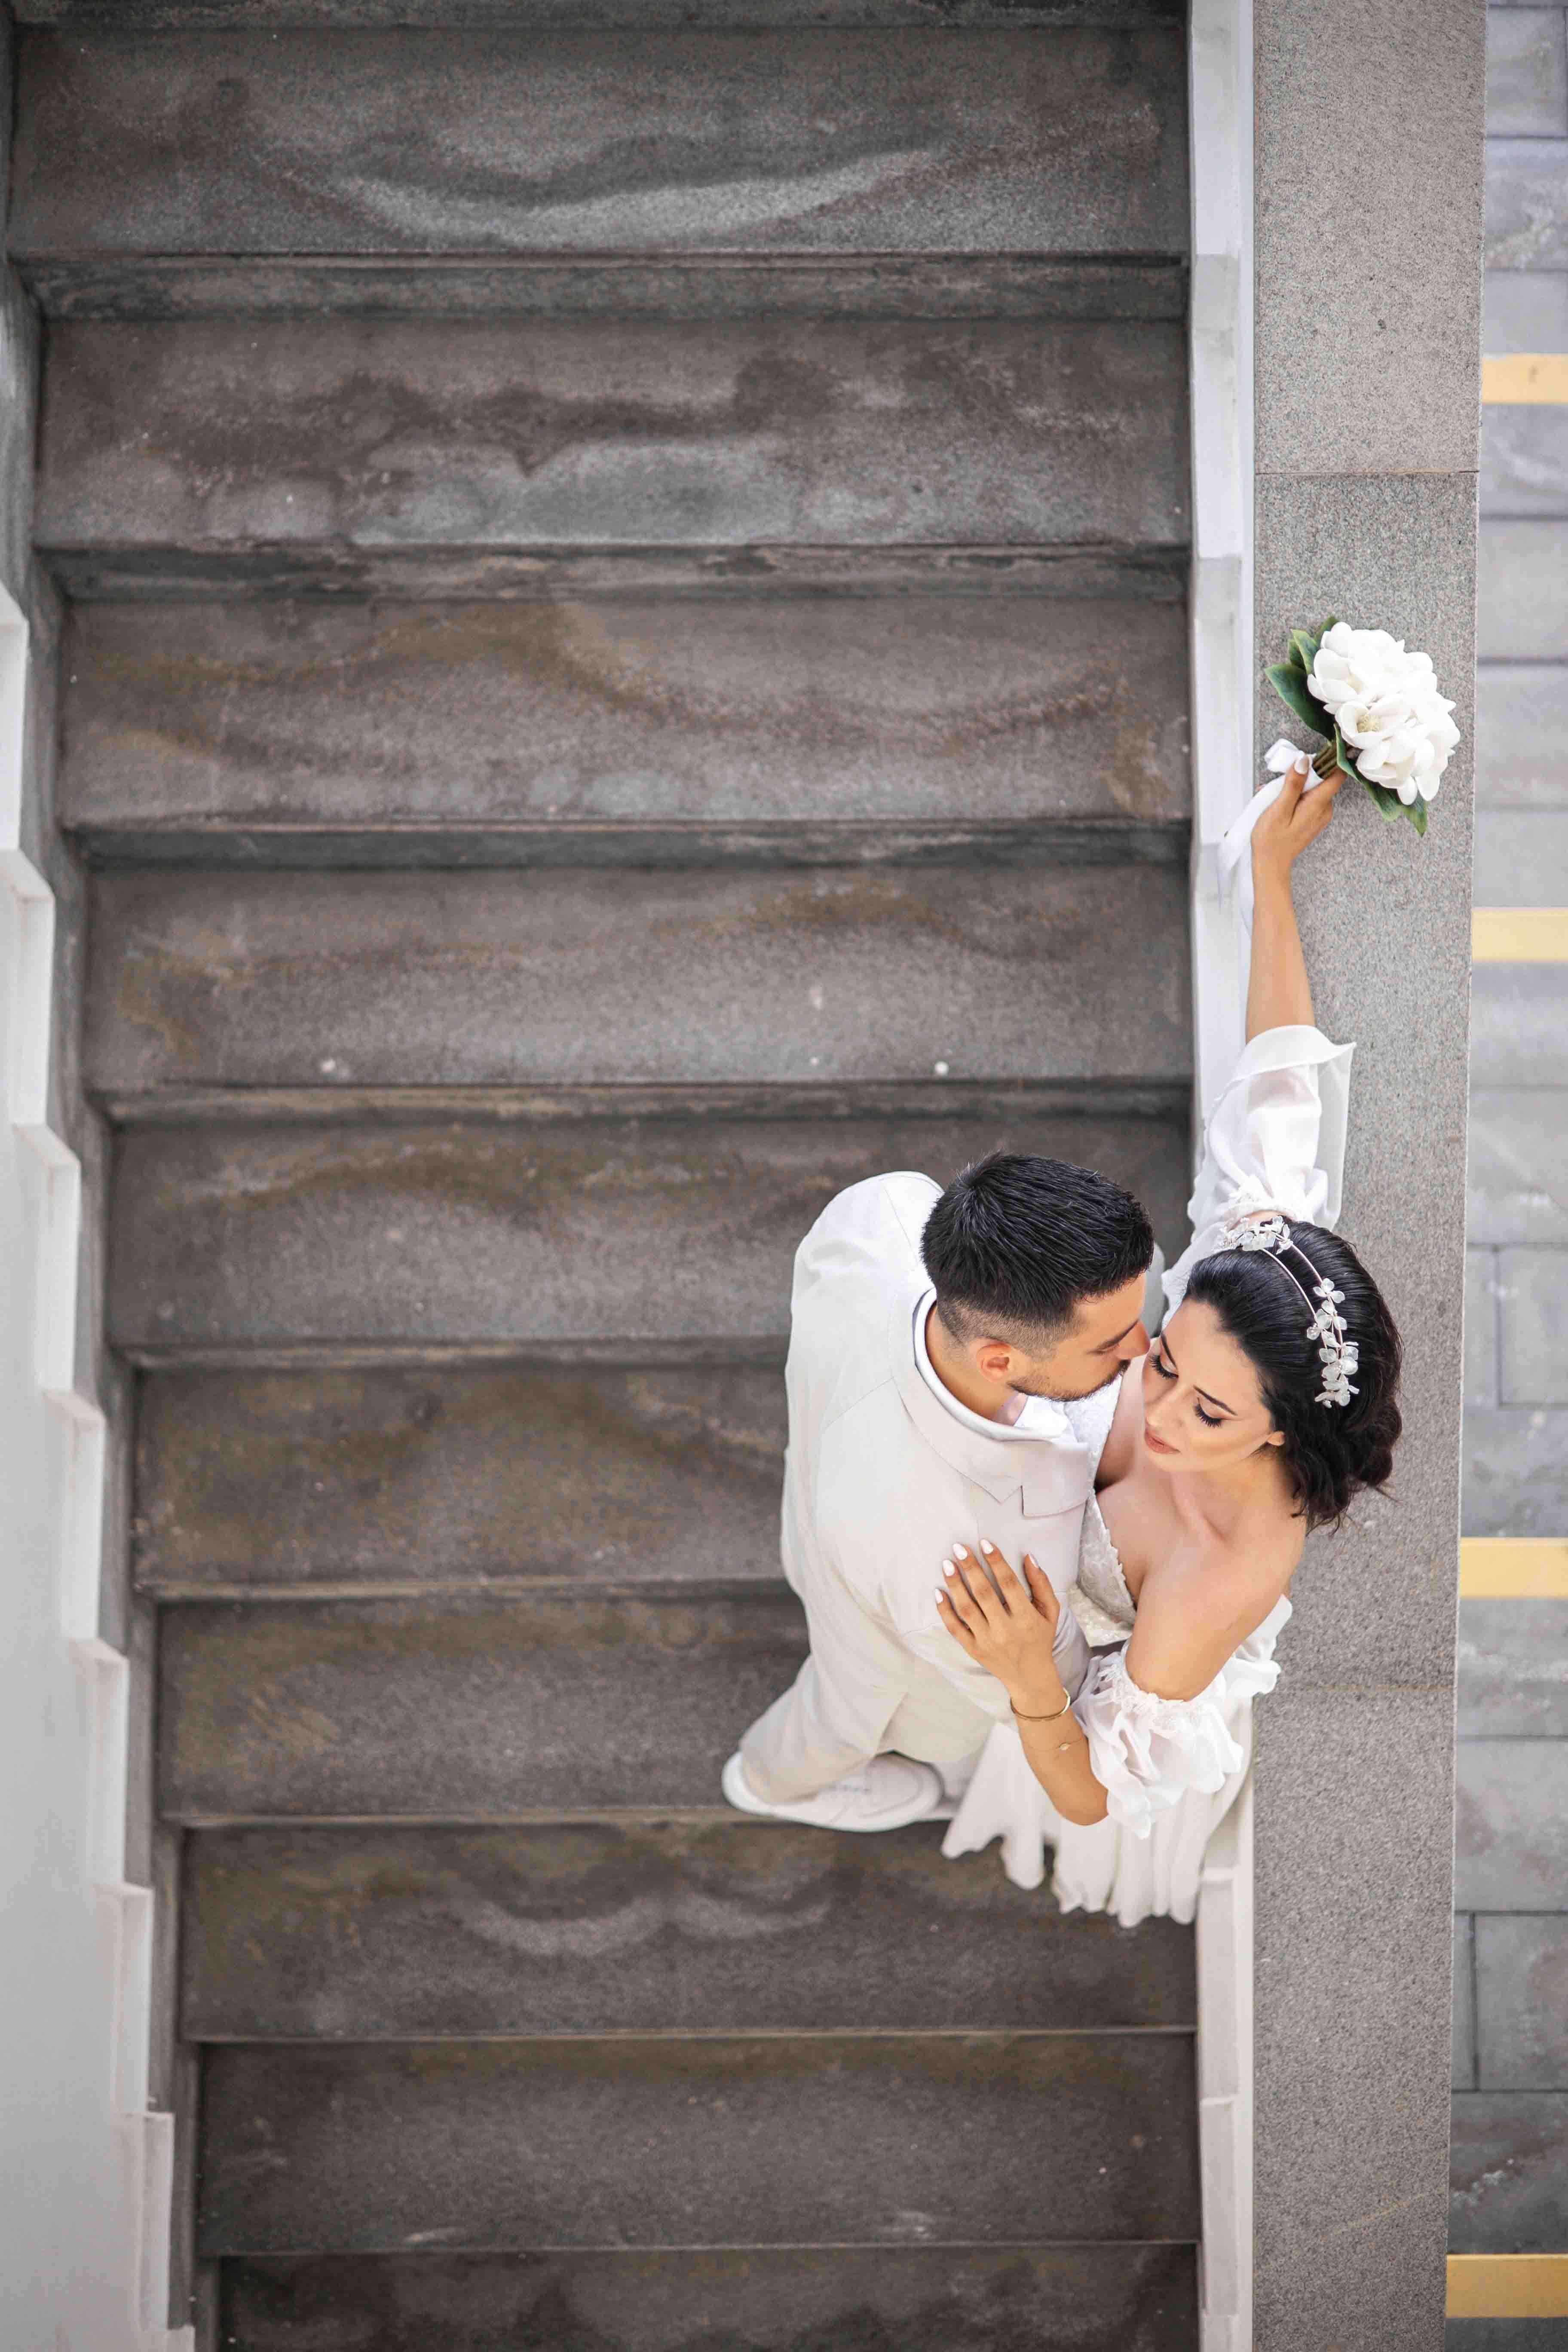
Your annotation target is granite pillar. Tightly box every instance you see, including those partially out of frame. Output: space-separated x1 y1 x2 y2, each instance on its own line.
1251 4 1485 2344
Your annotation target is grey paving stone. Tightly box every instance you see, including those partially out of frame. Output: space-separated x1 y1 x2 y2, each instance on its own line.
1470 965 1568 1084
107 1110 1194 1353
1487 8 1568 137
86 864 1191 1101
134 1363 787 1595
1483 402 1568 516
11 28 1188 263
219 2248 1201 2352
1464 1408 1568 1535
1455 1738 1568 1911
35 317 1190 567
1488 137 1568 270
61 594 1191 861
1468 1097 1568 1246
1451 2091 1568 2248
1483 267 1568 353
1447 2326 1568 2352
179 1820 1195 2040
1459 1600 1568 1737
196 2033 1200 2254
1476 808 1568 901
1476 662 1568 808
1455 1912 1478 2091
1499 1246 1568 1402
1467 1249 1501 1409
1476 1914 1568 2088
1479 522 1568 659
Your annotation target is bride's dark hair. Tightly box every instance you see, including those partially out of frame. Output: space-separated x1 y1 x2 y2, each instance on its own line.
1182 1223 1402 1533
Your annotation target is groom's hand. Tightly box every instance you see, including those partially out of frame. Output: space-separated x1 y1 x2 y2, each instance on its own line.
935 1540 1069 1716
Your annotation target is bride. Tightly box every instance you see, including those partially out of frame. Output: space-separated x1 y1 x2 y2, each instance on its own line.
935 752 1403 1926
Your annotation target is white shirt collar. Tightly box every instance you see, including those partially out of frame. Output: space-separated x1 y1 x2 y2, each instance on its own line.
911 1289 1073 1446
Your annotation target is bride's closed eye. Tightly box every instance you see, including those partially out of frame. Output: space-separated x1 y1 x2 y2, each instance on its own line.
1150 1346 1223 1427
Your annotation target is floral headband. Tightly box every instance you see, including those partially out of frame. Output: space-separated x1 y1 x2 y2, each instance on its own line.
1217 1210 1358 1409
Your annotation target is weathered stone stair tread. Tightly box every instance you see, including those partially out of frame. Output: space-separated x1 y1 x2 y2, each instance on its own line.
61 596 1191 864
13 29 1187 273
181 1820 1195 2037
36 319 1190 588
196 2034 1199 2252
109 1109 1191 1353
216 2246 1199 2352
158 1588 809 1819
29 254 1191 328
26 0 1185 20
135 1363 787 1594
88 865 1191 1099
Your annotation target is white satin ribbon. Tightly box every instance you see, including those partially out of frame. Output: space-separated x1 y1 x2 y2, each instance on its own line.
1216 739 1326 931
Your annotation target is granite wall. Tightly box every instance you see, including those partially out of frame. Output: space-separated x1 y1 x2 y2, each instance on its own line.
1251 3 1485 2343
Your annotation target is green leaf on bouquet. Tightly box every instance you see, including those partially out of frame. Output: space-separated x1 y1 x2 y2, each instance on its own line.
1360 778 1406 824
1408 796 1430 838
1289 628 1320 677
1266 661 1328 736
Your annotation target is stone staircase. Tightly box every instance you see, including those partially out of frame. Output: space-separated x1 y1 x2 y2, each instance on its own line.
13 5 1201 2342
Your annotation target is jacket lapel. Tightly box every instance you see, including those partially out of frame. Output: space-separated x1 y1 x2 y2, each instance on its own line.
891 1292 1090 1513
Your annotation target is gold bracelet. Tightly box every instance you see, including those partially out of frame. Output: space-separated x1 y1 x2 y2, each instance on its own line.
1010 1691 1073 1723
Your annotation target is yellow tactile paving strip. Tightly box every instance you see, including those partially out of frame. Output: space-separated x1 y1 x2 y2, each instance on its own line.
1482 353 1568 403
1461 1538 1568 1598
1473 908 1568 961
1449 2254 1568 2318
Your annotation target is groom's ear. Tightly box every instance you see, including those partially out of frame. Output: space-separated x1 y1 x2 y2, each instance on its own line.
974 1336 1018 1382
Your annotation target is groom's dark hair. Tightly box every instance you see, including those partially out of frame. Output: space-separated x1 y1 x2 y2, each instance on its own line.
922 1152 1154 1346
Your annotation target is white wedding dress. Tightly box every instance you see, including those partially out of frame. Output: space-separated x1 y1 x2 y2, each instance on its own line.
940 1022 1354 1927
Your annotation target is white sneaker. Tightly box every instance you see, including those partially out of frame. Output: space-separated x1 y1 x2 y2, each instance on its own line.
721 1750 944 1832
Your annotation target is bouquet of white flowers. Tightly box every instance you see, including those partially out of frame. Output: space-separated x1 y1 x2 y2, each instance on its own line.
1266 617 1459 837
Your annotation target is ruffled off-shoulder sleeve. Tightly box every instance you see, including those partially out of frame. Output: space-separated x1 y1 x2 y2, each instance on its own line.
1163 1023 1354 1320
1072 1600 1290 1838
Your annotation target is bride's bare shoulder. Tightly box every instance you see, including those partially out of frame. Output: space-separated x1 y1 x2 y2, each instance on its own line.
1127 1512 1299 1701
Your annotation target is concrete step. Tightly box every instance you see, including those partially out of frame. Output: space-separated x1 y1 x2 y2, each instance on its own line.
17 0 1185 22
134 1362 787 1596
196 2033 1199 2252
37 315 1189 598
159 1587 808 1821
86 864 1191 1105
107 1108 1191 1356
215 2246 1199 2352
61 594 1190 868
32 254 1189 328
14 27 1187 317
181 1819 1194 2037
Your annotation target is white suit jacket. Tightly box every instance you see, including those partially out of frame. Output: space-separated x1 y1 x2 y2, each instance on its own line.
779 1170 1094 1765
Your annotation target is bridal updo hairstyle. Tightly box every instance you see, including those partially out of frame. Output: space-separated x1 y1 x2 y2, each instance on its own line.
1184 1221 1402 1532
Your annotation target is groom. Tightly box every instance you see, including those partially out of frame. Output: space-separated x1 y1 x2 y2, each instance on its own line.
723 1152 1156 1832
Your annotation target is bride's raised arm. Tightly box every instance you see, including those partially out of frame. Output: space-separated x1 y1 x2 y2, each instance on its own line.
1160 752 1354 1324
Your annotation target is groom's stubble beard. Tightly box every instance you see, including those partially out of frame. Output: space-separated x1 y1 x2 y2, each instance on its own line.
1008 1361 1124 1406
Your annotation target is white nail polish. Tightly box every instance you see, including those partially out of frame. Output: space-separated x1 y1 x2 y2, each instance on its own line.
952 1543 968 1559
981 1540 996 1554
942 1559 956 1576
934 1586 949 1605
